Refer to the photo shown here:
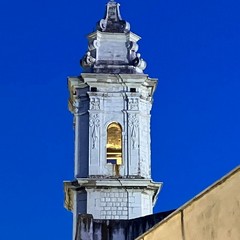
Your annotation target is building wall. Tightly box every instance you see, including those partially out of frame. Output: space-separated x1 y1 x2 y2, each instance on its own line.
137 166 240 240
74 211 174 240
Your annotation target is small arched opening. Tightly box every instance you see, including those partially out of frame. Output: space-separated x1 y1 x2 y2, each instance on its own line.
106 122 122 176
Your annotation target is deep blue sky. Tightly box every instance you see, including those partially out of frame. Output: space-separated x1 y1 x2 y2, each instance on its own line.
0 0 239 239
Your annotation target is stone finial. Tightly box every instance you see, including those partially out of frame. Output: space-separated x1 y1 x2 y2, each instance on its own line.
97 1 130 33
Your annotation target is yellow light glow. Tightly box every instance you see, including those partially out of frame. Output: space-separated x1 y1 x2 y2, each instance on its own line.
106 122 122 165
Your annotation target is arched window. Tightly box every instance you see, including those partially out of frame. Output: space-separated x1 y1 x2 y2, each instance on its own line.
106 123 122 166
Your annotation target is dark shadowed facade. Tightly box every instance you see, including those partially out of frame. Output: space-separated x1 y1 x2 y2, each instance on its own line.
75 211 174 240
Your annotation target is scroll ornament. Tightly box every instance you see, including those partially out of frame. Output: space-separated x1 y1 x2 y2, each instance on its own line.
127 41 146 72
80 51 96 68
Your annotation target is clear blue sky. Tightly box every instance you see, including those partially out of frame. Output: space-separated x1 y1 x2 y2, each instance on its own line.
0 0 239 239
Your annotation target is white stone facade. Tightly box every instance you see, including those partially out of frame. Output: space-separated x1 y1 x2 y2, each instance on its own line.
67 74 158 179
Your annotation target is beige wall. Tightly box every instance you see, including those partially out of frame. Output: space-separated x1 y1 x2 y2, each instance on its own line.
137 166 240 240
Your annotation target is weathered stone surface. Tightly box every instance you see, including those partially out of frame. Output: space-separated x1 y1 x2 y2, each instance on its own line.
64 178 162 220
75 211 174 240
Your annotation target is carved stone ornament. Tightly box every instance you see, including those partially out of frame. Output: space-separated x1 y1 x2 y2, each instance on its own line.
89 114 100 149
80 51 96 68
90 98 100 110
128 98 139 111
88 40 100 51
127 41 139 52
132 53 147 71
127 41 146 72
127 41 139 62
128 114 139 149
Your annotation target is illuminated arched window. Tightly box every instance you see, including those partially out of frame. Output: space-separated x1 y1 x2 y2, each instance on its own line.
106 123 122 166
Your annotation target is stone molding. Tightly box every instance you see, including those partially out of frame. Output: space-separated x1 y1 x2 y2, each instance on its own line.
64 178 162 213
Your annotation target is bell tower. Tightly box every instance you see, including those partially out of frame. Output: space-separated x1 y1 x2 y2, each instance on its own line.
64 0 162 237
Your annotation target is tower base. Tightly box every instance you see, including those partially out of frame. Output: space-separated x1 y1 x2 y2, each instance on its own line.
64 178 162 220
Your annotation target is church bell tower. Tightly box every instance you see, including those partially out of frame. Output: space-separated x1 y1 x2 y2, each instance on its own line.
64 0 162 236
